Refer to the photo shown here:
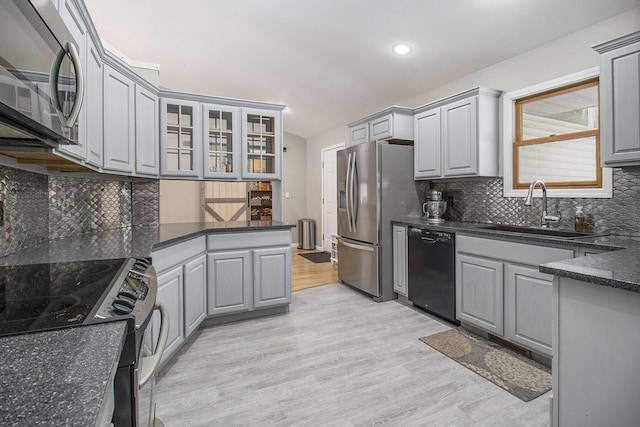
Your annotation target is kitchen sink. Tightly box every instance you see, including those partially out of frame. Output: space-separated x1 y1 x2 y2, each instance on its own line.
476 224 595 239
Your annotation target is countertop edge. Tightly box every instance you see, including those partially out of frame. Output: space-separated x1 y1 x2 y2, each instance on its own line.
151 222 296 251
539 263 639 293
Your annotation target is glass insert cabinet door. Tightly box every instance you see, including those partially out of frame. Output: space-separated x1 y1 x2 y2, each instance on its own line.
161 99 201 177
203 104 239 178
242 108 281 179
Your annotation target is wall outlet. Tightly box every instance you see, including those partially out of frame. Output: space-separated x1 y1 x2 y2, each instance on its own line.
447 196 455 207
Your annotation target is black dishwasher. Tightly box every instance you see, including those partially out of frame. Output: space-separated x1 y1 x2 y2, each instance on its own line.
407 227 458 324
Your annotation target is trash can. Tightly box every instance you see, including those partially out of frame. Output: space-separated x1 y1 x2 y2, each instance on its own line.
298 219 316 250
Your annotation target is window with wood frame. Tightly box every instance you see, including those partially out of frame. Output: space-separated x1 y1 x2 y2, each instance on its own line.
513 78 601 190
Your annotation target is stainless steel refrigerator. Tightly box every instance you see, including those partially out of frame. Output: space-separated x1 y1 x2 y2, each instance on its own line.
337 140 421 301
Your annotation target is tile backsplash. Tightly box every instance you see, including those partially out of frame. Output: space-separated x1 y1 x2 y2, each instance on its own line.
0 166 159 257
432 167 640 236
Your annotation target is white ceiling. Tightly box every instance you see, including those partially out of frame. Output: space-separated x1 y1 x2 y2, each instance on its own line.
83 0 639 139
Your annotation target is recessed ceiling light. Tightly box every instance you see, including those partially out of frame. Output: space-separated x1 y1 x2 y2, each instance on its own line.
392 43 412 56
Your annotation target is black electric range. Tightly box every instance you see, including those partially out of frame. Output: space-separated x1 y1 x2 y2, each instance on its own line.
0 257 160 427
0 257 153 337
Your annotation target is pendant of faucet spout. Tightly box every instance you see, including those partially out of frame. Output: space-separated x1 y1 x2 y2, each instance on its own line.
525 180 550 226
525 180 547 208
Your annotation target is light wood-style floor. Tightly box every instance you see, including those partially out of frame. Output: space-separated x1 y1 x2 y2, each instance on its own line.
155 284 551 426
291 248 338 292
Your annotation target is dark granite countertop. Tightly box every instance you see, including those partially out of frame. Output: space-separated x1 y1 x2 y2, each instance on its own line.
0 220 295 267
540 248 640 293
0 321 127 426
392 217 640 293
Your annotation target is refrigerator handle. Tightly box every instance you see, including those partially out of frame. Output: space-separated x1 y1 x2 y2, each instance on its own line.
351 152 358 232
346 152 353 232
339 237 374 252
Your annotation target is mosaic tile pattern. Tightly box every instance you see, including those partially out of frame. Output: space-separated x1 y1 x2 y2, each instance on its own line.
0 166 141 256
433 167 640 236
132 181 160 226
0 167 49 255
48 176 132 240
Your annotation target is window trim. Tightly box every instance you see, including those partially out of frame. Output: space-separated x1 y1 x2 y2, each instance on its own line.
502 67 613 198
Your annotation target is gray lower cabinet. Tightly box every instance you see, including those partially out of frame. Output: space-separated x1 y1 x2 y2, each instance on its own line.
152 230 291 366
594 31 640 167
152 236 206 366
505 264 553 356
456 253 504 335
184 254 207 338
156 265 184 365
392 224 408 297
207 250 252 315
253 247 291 309
456 234 573 357
207 230 292 316
553 277 640 426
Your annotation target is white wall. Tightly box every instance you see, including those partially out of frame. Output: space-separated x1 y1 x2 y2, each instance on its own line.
304 8 640 241
282 131 308 243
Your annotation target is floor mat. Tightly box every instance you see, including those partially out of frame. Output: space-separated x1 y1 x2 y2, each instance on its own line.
419 328 551 402
298 252 331 263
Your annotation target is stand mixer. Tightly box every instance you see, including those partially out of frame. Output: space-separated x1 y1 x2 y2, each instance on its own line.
422 189 448 223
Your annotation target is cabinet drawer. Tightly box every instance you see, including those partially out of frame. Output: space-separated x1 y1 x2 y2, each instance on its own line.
456 234 573 265
152 236 206 273
207 230 291 251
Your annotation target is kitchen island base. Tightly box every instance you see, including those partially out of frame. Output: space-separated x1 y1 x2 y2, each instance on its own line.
552 276 640 426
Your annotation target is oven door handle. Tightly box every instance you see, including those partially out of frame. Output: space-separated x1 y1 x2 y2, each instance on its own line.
139 302 170 389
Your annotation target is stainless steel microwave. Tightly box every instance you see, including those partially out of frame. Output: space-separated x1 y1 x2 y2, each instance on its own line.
0 0 84 149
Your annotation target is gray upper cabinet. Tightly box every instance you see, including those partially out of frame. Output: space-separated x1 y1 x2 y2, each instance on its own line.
160 98 202 178
349 122 369 145
594 31 640 167
54 0 103 168
55 0 88 162
241 107 282 180
203 104 240 179
414 108 442 177
414 87 500 180
159 93 284 181
135 85 159 176
348 107 413 145
84 37 103 168
442 96 477 176
103 63 135 173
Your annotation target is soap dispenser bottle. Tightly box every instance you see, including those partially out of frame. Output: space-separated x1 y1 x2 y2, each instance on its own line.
574 206 585 232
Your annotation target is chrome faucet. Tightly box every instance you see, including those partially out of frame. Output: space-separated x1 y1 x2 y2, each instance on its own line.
525 180 561 227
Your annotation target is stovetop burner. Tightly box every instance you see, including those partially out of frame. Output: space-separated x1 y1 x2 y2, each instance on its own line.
0 258 128 336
